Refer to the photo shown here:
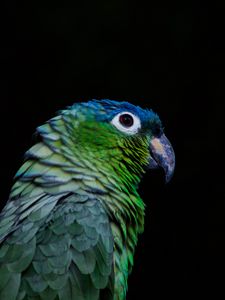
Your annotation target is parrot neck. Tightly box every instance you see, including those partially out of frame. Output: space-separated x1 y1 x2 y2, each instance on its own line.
97 170 145 300
13 140 146 231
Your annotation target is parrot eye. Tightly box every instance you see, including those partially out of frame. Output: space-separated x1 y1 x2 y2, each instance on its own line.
119 114 134 127
111 112 141 135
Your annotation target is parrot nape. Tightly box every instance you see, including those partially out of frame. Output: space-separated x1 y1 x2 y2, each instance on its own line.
0 100 175 300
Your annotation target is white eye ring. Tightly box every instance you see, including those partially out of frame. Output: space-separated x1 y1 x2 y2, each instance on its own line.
111 111 141 135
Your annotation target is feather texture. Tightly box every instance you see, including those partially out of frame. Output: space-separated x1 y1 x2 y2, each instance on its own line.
0 195 114 300
0 99 175 299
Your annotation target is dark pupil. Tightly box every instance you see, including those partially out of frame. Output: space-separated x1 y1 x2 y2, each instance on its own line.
119 114 134 127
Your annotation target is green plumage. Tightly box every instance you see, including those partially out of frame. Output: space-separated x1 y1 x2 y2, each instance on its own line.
0 100 175 299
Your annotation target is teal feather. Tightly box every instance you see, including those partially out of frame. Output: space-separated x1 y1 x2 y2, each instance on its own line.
0 264 10 289
0 272 21 300
71 248 96 274
40 287 57 300
6 238 36 272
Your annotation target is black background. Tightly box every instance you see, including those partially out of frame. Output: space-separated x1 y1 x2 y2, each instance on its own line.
1 1 225 299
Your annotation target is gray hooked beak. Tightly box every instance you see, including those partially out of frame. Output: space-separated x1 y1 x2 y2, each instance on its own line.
149 134 175 183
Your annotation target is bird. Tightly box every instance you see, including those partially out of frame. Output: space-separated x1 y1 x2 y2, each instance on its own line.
0 99 175 300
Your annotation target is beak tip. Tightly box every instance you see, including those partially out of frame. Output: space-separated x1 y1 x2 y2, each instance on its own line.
164 157 175 183
165 169 175 183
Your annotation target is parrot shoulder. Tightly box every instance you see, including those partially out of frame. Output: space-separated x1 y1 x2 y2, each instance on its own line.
0 193 114 300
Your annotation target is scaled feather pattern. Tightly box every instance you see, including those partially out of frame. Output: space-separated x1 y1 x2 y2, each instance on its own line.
0 99 175 300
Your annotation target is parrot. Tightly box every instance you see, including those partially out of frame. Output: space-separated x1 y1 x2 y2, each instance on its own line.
0 99 175 300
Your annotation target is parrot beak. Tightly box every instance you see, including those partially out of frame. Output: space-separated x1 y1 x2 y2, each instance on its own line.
149 134 175 183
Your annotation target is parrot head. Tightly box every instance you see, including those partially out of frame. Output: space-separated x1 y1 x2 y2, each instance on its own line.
36 99 175 186
68 99 175 182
